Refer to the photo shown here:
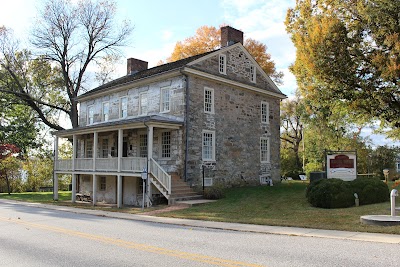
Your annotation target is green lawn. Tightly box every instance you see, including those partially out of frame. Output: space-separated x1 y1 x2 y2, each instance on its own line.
159 181 400 234
1 182 400 234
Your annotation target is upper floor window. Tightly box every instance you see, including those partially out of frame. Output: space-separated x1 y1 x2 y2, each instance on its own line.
161 131 171 158
101 138 108 158
250 65 256 83
219 54 226 75
139 92 148 115
139 134 148 157
260 137 270 163
120 97 128 118
261 101 269 124
87 105 94 125
202 130 215 161
102 102 109 122
204 87 214 114
86 140 93 158
160 87 170 113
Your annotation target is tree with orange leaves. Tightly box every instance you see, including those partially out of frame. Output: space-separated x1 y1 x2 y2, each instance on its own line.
166 26 283 84
0 144 20 194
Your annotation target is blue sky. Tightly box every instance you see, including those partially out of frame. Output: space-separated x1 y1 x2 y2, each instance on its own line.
0 0 397 147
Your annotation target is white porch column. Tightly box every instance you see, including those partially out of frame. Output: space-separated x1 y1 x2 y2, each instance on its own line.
117 175 122 208
93 132 98 171
71 174 76 203
72 134 77 171
118 129 123 172
146 125 153 207
53 136 59 200
92 175 97 206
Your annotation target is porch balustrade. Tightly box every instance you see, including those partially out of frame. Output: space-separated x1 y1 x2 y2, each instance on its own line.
55 157 146 173
149 158 171 194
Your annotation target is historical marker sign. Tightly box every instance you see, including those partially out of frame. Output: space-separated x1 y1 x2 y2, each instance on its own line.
326 152 357 181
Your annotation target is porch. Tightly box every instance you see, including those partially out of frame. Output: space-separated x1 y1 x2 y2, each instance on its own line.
53 116 186 207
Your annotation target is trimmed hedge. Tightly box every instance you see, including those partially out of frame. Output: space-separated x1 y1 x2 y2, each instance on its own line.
307 178 354 209
203 186 225 200
350 177 389 205
306 177 390 209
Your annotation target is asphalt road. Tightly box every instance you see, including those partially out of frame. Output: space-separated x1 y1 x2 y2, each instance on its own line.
0 201 400 267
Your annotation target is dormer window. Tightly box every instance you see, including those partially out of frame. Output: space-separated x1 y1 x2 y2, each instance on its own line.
219 54 226 75
250 65 256 83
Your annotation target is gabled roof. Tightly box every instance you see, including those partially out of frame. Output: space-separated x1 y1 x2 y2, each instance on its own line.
78 50 216 99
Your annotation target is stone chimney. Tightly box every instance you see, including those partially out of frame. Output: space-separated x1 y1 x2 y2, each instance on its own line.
221 26 243 47
127 58 148 75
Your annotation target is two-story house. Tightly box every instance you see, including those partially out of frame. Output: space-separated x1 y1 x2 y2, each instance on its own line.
53 26 286 207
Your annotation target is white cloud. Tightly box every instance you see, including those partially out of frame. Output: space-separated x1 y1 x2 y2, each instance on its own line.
162 30 173 41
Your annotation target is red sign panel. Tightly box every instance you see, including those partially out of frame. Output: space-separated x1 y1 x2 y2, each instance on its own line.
329 154 354 169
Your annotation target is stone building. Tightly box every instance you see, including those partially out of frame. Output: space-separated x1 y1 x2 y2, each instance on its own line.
53 26 286 207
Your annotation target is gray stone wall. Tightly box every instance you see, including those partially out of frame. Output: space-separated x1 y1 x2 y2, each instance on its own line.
79 76 186 127
185 75 281 186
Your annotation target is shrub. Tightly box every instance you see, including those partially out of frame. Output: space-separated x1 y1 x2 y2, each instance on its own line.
203 186 225 200
307 178 354 208
350 177 389 205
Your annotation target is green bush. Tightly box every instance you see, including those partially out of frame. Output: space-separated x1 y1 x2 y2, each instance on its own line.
350 177 389 205
203 186 225 200
307 178 355 208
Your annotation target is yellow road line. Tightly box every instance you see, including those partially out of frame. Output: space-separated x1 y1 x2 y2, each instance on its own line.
0 216 265 267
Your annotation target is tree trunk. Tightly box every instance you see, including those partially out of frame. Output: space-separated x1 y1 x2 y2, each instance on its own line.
70 99 79 128
5 173 11 195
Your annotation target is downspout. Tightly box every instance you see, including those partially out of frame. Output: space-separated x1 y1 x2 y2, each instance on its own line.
183 73 189 182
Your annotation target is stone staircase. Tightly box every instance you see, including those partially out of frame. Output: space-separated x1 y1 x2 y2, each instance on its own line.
169 173 203 204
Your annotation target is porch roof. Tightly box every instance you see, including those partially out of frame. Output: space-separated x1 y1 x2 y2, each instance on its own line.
53 115 183 137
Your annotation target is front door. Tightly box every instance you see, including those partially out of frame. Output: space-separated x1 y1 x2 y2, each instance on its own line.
123 141 128 157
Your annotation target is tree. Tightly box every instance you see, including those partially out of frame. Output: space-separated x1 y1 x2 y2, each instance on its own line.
0 0 133 130
166 26 283 84
0 144 20 194
280 93 305 172
285 0 400 134
0 92 40 155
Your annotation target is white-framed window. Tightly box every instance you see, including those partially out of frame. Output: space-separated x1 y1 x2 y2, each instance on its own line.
204 87 214 114
101 138 108 158
161 131 171 158
87 105 94 125
261 101 269 124
139 134 148 157
102 102 109 122
202 130 215 161
219 54 226 75
160 87 170 113
100 177 106 191
86 140 93 158
120 97 128 118
250 65 256 83
260 137 270 163
139 92 148 115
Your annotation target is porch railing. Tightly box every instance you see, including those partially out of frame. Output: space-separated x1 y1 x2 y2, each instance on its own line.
149 158 171 195
55 157 146 173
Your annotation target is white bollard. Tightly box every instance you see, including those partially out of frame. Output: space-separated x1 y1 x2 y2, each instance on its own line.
390 189 398 216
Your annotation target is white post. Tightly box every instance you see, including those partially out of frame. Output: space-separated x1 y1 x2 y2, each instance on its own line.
93 132 98 171
53 136 59 200
117 175 122 208
72 135 77 171
92 175 97 206
71 174 76 203
146 125 153 207
391 189 398 216
118 129 123 172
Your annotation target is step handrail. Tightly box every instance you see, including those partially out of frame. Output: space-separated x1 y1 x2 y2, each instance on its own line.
149 158 171 195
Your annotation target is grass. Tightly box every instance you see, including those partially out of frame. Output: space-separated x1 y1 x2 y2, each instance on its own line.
158 181 400 235
1 181 400 234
